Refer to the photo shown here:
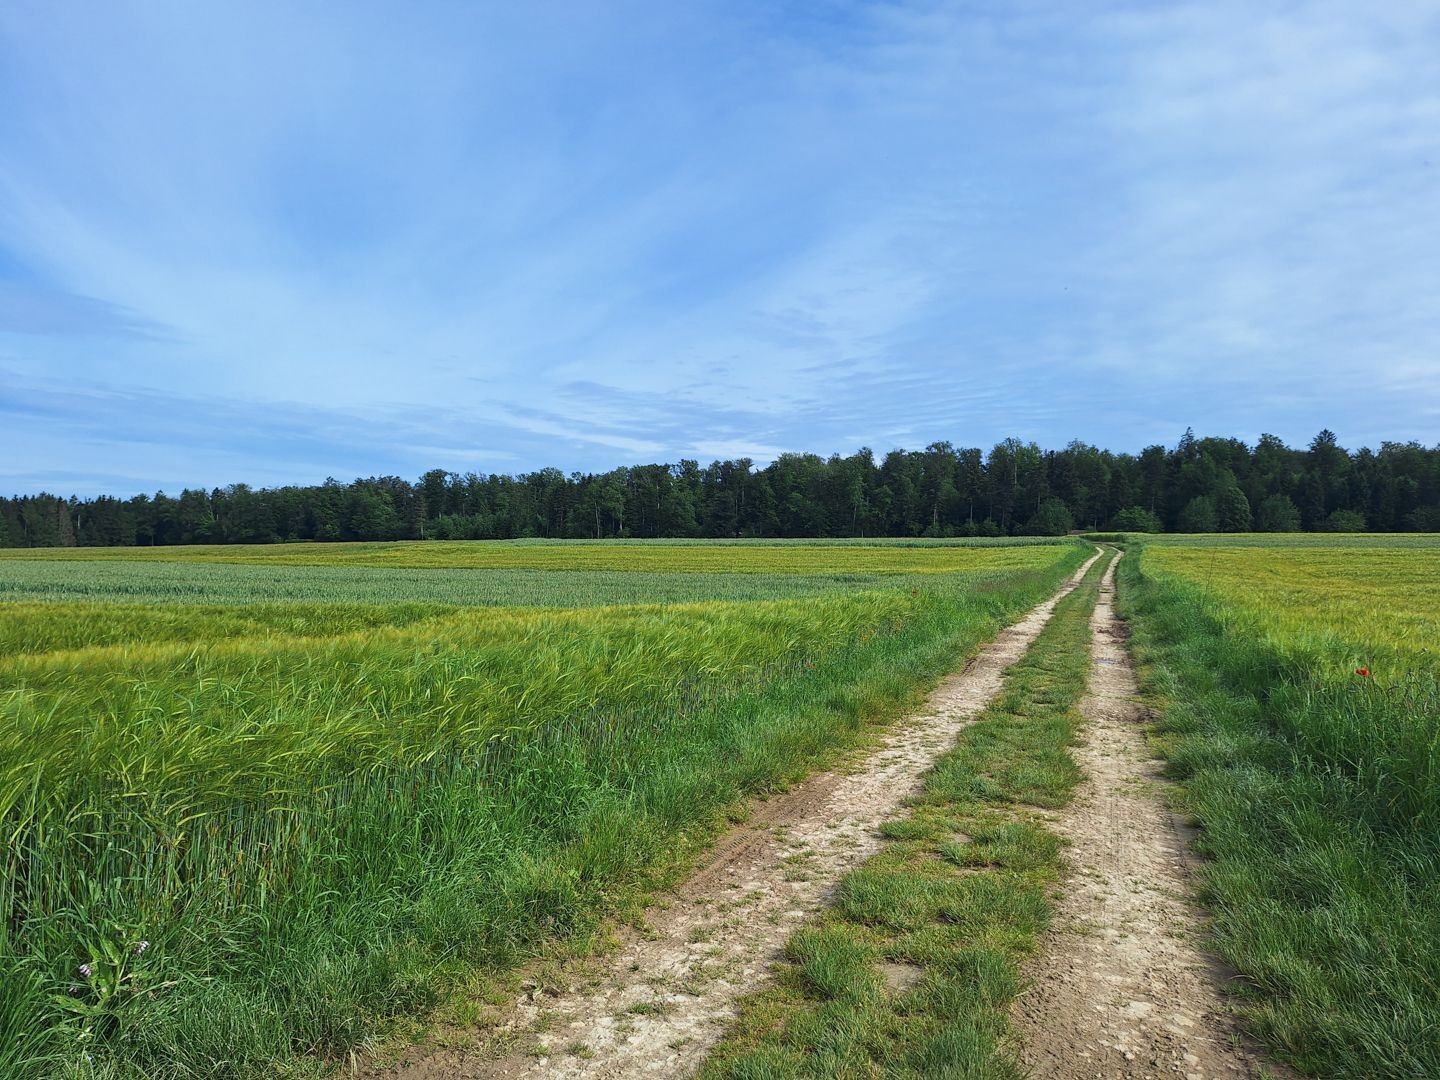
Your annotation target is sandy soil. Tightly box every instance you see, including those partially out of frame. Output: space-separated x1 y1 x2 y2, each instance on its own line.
1014 552 1268 1080
364 549 1104 1079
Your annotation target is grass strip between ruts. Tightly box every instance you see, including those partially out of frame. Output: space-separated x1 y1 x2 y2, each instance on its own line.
698 550 1113 1079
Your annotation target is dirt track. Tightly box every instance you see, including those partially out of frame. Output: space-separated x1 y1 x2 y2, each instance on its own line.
367 549 1104 1079
1014 552 1265 1079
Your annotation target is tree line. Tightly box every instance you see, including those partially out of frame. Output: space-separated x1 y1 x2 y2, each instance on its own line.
4 429 1438 548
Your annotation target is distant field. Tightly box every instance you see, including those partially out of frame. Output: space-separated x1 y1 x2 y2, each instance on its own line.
0 540 1068 610
0 535 1068 572
1121 535 1440 1075
0 560 908 608
1112 531 1440 549
1141 540 1440 663
0 537 1085 1078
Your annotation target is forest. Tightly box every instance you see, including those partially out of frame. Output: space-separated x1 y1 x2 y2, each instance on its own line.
3 429 1438 547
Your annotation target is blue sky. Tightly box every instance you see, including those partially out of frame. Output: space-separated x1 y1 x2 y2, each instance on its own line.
2 1 1437 496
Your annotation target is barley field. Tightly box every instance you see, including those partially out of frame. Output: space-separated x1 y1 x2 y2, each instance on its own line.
0 538 1083 1078
0 536 1063 571
1120 535 1440 1076
1141 536 1440 665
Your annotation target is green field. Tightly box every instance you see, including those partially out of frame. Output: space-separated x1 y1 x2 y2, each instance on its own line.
1088 531 1440 550
0 561 905 607
12 532 1436 1078
1119 534 1440 1076
0 535 1065 569
0 538 1083 1078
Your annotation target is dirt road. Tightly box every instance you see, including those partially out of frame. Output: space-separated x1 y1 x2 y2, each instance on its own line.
1014 552 1264 1080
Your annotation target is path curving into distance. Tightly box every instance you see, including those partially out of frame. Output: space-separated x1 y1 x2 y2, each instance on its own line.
367 548 1105 1079
1014 551 1271 1079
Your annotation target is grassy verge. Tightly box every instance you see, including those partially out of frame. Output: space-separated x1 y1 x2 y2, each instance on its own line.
3 550 1089 1079
1115 546 1440 1078
698 551 1111 1079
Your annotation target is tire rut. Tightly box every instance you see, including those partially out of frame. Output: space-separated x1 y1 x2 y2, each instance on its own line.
1014 551 1275 1080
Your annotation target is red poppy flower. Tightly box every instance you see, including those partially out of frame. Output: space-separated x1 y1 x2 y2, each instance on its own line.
1355 668 1371 677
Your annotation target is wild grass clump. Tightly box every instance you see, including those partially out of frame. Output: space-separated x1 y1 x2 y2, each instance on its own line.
1118 541 1440 1077
0 543 1086 1077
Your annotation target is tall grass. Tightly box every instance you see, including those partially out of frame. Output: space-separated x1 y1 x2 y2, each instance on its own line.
0 600 459 658
1117 541 1440 1077
0 544 1085 1078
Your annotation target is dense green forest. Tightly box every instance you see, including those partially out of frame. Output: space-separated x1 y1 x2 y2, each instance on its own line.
3 429 1438 547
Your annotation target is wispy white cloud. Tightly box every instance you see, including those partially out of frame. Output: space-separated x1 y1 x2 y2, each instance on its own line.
1 0 1436 494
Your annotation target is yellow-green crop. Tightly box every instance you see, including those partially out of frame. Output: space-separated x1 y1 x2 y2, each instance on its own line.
0 536 1067 571
1120 536 1440 1077
1141 542 1440 668
0 538 1085 1079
